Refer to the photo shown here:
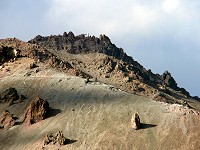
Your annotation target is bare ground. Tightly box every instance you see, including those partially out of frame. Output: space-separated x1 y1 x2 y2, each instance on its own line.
0 58 200 150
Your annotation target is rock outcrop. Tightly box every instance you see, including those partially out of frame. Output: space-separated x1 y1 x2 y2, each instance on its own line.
21 96 49 125
28 32 138 65
0 46 15 65
131 113 140 130
0 87 19 104
0 87 26 106
0 32 195 105
43 131 68 146
0 110 15 130
162 70 190 96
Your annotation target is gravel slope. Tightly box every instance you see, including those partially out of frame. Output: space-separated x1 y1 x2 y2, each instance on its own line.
0 58 200 150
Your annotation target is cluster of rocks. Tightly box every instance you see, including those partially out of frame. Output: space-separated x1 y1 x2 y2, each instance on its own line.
43 131 68 146
0 95 50 130
28 32 136 65
0 87 26 106
24 48 90 78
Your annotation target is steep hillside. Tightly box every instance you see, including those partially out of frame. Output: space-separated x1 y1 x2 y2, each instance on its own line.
0 57 200 150
0 32 200 149
1 32 198 106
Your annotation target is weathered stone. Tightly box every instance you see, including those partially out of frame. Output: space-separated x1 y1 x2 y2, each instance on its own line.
55 131 66 145
43 131 67 146
0 110 15 129
21 96 49 125
0 87 19 103
131 113 140 130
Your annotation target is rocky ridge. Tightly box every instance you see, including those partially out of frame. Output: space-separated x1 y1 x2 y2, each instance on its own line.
0 32 199 105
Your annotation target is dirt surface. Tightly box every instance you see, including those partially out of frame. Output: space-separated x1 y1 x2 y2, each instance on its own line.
0 58 200 150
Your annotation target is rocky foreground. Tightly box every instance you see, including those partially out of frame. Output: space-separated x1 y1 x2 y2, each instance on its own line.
0 32 200 149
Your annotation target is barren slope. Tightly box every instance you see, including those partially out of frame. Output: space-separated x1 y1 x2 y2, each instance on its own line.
0 58 200 150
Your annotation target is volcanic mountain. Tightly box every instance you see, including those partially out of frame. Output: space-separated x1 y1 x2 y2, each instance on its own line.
0 32 200 149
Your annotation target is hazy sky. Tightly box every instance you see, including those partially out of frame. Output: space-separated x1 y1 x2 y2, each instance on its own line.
0 0 199 96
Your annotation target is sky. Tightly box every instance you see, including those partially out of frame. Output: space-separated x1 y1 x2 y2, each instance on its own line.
0 0 199 96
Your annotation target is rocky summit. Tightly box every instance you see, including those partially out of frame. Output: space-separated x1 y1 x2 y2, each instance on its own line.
0 31 200 149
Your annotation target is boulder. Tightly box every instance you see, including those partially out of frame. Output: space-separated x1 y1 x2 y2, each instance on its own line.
0 87 19 103
131 113 140 130
0 110 15 129
21 96 49 125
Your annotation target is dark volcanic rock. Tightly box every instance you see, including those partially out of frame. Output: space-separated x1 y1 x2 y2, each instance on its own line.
21 96 49 125
0 87 19 103
28 32 140 66
161 71 190 97
0 45 15 65
162 70 178 90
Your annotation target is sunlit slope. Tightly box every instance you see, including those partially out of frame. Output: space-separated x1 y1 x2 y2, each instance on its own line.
0 58 199 150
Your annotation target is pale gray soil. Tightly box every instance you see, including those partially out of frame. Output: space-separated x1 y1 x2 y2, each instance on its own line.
0 58 200 150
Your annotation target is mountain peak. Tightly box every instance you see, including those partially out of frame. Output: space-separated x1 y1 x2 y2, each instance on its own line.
1 31 199 102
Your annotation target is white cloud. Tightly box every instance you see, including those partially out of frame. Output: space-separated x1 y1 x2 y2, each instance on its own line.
162 0 180 13
46 0 159 36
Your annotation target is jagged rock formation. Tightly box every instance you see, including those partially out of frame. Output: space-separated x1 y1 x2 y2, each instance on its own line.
43 131 68 146
131 113 140 130
0 87 26 106
0 38 90 78
162 70 190 96
28 33 135 64
0 110 15 130
0 31 198 104
0 87 19 106
21 96 49 125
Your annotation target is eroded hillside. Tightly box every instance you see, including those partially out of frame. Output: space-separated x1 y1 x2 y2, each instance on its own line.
0 32 198 105
0 58 200 150
0 32 200 149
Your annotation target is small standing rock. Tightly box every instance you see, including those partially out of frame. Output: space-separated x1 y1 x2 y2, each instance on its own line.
131 113 140 130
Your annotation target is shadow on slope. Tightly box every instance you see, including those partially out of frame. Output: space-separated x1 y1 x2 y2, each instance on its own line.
140 123 157 129
67 139 78 144
48 108 62 118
